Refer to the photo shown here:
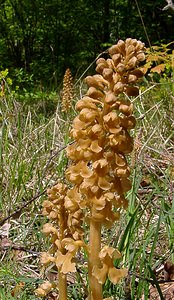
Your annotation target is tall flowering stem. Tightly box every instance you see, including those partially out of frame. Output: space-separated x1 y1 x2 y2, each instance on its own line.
36 39 145 299
88 220 102 299
66 38 145 299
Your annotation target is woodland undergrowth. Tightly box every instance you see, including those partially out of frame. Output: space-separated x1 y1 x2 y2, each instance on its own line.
0 44 174 300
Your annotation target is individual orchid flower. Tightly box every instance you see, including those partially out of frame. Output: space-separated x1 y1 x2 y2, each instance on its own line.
40 252 55 265
55 238 87 274
92 246 127 284
35 281 53 297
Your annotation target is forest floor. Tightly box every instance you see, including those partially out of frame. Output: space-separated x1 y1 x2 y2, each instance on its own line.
0 77 174 299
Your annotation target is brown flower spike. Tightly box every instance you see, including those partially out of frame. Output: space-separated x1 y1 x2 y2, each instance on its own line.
36 39 145 300
61 68 73 112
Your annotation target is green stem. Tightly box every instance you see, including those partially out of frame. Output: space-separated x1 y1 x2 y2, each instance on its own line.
88 219 103 300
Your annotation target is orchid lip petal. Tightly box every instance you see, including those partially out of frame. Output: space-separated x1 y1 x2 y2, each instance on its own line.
108 267 128 284
92 264 108 284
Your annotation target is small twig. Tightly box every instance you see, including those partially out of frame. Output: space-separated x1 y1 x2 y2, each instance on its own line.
0 244 40 255
134 0 152 48
74 50 108 87
137 100 163 120
129 270 174 284
43 140 75 173
132 84 156 103
0 190 46 226
38 140 75 187
0 141 75 227
162 0 174 11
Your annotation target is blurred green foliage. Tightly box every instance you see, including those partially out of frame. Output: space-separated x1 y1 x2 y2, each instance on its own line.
0 0 174 89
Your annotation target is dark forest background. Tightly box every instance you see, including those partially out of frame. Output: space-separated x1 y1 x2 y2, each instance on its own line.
0 0 174 88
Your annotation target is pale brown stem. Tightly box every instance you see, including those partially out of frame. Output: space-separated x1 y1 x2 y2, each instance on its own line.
88 219 103 300
58 270 67 300
58 202 67 299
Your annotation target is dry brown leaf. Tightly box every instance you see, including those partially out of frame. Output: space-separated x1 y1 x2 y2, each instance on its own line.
0 237 12 248
47 292 59 299
150 64 165 74
11 282 25 297
164 262 174 280
0 222 11 237
149 282 174 300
